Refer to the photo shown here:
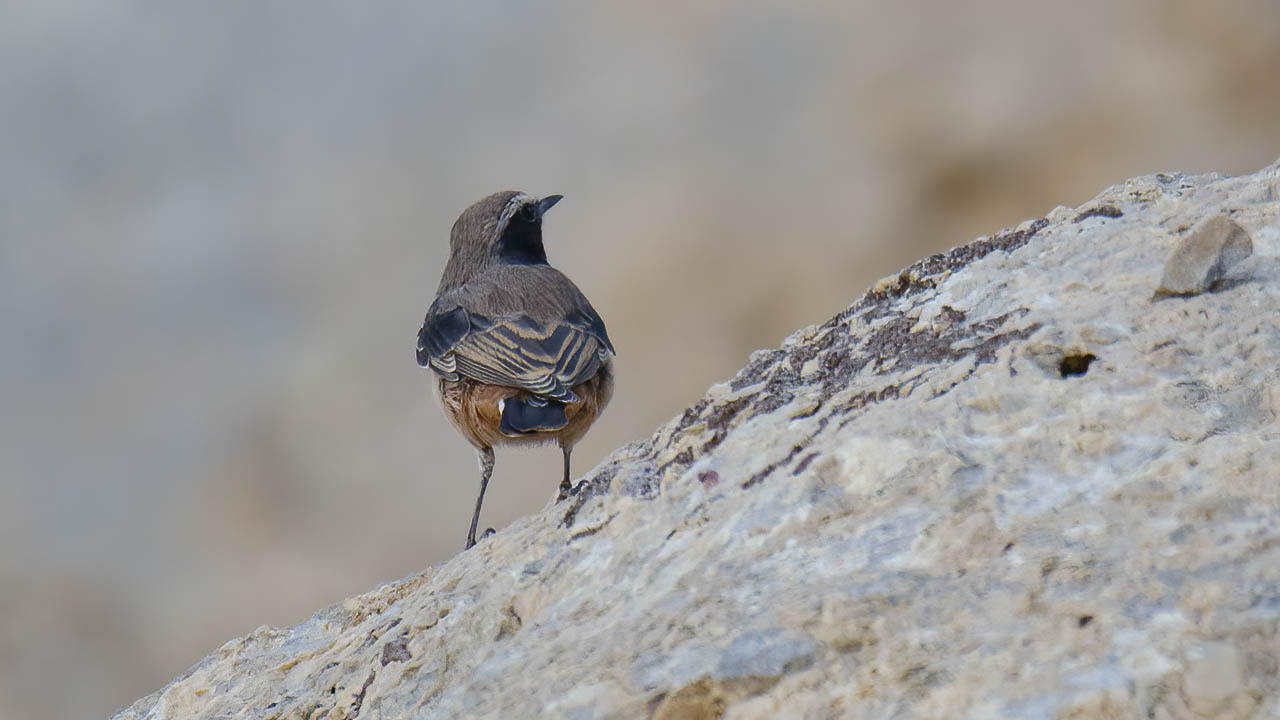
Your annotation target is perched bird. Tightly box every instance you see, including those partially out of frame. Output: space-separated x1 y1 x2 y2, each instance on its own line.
417 191 615 550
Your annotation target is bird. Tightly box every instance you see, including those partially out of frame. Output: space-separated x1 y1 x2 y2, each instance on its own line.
417 191 615 550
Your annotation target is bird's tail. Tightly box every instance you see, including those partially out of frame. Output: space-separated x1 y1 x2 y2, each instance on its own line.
498 395 569 436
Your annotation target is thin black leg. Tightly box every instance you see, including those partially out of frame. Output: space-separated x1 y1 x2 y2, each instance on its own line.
557 446 572 502
466 447 495 550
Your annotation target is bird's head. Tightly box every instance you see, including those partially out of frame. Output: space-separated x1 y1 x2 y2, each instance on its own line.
439 191 563 291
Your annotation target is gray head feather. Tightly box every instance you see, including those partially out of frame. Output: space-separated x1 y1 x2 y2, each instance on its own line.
437 191 536 294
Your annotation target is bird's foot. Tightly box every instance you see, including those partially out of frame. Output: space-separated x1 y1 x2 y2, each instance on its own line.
465 528 496 550
556 479 573 502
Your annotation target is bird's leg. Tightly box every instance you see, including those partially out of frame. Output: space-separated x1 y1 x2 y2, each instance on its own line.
466 447 495 550
557 446 573 502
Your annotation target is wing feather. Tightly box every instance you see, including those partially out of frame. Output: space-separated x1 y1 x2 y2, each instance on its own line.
418 304 611 401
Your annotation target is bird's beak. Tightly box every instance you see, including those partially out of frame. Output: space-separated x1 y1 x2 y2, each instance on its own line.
538 195 564 217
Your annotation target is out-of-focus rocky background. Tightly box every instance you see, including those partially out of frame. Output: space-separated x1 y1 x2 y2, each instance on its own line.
1 3 1277 719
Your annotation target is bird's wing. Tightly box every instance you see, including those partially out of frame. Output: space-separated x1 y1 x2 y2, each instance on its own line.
418 304 612 402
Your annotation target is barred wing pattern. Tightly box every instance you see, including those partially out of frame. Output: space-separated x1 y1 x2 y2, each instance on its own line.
418 305 613 403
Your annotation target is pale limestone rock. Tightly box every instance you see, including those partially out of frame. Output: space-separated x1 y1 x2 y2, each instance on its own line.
113 159 1280 719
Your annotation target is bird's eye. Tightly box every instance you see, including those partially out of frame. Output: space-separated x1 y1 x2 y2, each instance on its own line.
518 203 539 222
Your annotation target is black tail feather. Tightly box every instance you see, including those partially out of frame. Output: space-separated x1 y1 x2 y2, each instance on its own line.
499 396 568 435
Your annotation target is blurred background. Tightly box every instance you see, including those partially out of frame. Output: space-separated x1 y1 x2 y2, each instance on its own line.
2 2 1278 718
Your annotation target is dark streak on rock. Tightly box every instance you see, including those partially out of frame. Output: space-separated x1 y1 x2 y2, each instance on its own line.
743 444 807 489
655 443 696 476
841 389 889 414
670 448 695 468
350 671 375 718
650 447 698 490
791 452 820 476
818 349 872 391
787 327 842 372
359 617 403 651
675 399 711 432
743 463 780 490
689 397 754 458
972 318 1039 365
730 349 787 392
706 397 751 434
751 386 795 416
932 366 978 400
700 432 726 455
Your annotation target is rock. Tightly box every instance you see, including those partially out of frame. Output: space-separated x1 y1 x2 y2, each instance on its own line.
112 159 1280 720
1155 214 1254 296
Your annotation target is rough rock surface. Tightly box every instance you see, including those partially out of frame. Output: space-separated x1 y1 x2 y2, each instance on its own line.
114 160 1280 720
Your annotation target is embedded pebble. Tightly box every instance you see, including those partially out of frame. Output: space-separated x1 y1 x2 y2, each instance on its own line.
1156 214 1253 296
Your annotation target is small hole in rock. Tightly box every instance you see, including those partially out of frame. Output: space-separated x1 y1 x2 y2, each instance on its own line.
1078 615 1094 627
1058 354 1096 377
